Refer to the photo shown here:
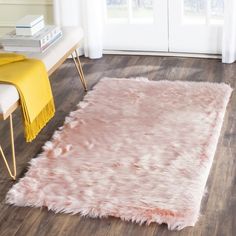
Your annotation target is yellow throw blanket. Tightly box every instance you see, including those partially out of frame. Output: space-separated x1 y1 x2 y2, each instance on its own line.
0 53 55 142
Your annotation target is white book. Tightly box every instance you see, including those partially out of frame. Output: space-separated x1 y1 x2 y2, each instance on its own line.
4 31 62 53
4 46 44 53
16 15 44 28
0 25 61 47
16 20 45 36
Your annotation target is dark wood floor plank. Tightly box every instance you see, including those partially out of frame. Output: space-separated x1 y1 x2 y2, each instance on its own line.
0 55 235 236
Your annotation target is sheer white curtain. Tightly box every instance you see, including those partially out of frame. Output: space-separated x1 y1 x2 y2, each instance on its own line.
53 0 103 59
222 0 236 63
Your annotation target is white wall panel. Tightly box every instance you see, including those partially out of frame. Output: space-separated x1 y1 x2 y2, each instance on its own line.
0 0 53 36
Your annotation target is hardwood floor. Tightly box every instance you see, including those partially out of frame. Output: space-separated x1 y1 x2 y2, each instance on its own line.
0 55 235 236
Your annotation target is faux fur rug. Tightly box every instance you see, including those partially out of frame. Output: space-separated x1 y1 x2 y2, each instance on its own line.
6 78 232 230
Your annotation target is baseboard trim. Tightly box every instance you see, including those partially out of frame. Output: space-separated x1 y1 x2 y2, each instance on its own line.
103 50 222 59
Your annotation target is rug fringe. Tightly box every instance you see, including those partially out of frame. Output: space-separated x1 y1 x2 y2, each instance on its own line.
5 194 196 231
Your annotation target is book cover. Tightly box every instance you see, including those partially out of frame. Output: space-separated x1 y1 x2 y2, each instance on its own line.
16 15 44 28
16 20 45 36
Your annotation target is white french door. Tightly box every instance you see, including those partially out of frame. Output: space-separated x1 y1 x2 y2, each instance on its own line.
103 0 224 54
169 0 224 54
103 0 168 51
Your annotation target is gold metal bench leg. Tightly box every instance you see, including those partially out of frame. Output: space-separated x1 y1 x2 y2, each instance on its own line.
71 51 88 92
0 114 16 180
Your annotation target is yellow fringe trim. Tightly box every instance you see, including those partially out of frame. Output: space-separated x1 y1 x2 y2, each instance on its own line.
23 99 55 142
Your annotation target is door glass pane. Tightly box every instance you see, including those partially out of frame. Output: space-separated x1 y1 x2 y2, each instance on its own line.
183 0 206 23
132 0 153 20
210 0 224 23
183 0 224 24
106 0 128 19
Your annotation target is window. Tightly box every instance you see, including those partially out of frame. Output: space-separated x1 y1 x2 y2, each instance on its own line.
106 0 154 23
183 0 224 24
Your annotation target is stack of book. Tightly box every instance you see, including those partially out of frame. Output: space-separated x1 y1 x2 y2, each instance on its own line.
0 15 62 53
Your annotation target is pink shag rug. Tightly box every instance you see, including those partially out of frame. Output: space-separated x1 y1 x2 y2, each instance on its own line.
6 78 232 230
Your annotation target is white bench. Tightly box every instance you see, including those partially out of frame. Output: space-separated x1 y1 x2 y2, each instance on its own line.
0 27 87 179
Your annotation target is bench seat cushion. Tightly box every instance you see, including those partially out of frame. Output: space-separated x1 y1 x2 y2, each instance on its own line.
0 84 19 114
0 27 83 115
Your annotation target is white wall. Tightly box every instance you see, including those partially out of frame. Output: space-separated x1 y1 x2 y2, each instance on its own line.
0 0 54 36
